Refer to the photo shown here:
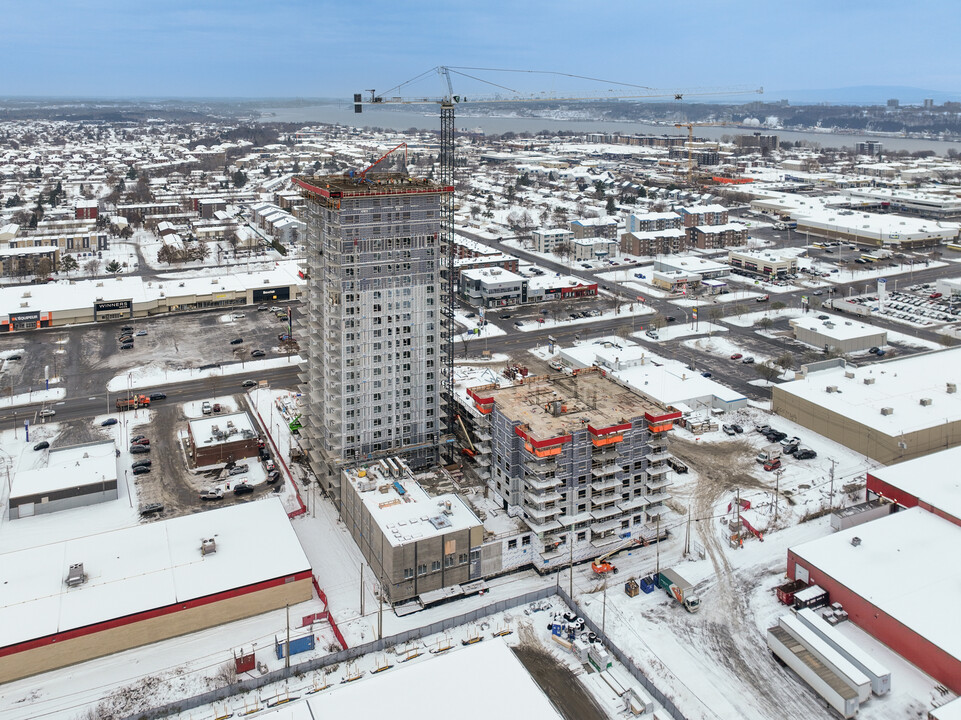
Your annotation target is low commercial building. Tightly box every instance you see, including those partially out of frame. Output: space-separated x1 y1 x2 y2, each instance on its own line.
460 267 526 307
772 349 961 464
787 507 961 693
340 458 484 603
187 412 260 466
453 253 519 284
0 498 312 684
865 445 961 527
620 228 687 256
794 206 959 249
789 316 887 354
728 248 799 278
651 269 700 293
653 255 730 280
532 228 573 254
464 368 681 570
935 277 961 298
0 263 303 331
8 442 118 519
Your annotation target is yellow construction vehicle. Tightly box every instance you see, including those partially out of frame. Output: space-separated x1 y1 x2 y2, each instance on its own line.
591 537 644 574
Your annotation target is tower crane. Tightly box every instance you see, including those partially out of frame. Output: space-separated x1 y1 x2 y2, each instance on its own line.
355 67 761 463
674 121 729 186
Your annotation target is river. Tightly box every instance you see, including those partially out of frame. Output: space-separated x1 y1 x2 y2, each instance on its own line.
261 103 961 155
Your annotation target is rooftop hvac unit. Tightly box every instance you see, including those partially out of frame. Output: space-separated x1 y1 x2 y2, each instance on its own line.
66 563 86 588
920 398 933 406
844 371 855 379
948 383 957 394
201 538 217 556
850 537 862 547
863 378 875 385
826 386 838 393
881 407 894 416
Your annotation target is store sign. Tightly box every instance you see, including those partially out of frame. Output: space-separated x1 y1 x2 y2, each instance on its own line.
94 299 132 313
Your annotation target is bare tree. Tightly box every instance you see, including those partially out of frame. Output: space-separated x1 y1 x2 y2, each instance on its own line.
755 362 781 384
84 259 101 276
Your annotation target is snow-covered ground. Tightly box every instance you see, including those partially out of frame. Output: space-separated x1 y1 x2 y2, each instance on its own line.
106 355 303 392
722 307 805 328
633 322 727 343
515 302 653 332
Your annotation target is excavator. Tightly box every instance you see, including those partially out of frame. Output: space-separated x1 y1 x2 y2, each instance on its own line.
591 537 644 574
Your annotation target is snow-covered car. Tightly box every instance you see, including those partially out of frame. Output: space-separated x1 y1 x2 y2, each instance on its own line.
39 409 56 417
200 487 224 500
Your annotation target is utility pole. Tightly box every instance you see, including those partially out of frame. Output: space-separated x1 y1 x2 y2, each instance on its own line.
655 515 661 576
285 604 290 669
602 582 608 635
360 563 365 616
774 468 782 522
568 535 574 598
829 458 836 510
377 573 384 640
684 508 691 557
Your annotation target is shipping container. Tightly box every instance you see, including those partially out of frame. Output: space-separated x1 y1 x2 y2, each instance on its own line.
779 614 871 703
794 584 829 610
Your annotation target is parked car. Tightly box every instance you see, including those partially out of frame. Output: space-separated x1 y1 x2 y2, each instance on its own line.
130 444 151 454
202 401 212 415
121 326 133 332
780 435 801 449
101 418 118 426
266 469 281 483
242 379 257 388
795 448 818 460
701 371 712 378
200 487 224 501
741 356 755 364
930 292 943 299
33 440 50 451
132 459 152 469
730 353 743 360
149 392 167 401
666 316 676 323
233 483 255 495
230 337 243 345
646 330 659 340
228 464 249 476
140 503 164 516
131 434 145 442
39 408 56 417
781 440 800 455
120 343 134 350
722 424 737 436
763 458 782 471
5 354 22 361
818 315 829 320
251 349 266 357
768 430 787 442
258 305 269 311
135 330 148 337
755 424 771 434
232 313 246 319
730 423 744 434
756 295 769 302
499 313 511 319
869 346 880 355
132 465 151 475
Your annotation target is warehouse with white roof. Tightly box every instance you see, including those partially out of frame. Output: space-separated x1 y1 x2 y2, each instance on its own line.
787 507 961 694
772 349 961 463
0 498 312 683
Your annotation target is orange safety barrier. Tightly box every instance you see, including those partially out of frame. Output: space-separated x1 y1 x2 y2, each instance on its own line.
591 435 623 447
649 422 673 433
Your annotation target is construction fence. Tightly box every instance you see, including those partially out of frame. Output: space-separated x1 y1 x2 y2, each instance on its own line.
124 585 690 720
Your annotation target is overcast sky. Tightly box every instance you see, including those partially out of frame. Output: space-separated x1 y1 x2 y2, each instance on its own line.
3 1 958 100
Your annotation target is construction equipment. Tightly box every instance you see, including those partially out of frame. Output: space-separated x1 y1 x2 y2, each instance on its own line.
289 415 302 434
356 67 761 466
674 121 729 185
116 394 150 411
591 537 641 574
455 414 476 457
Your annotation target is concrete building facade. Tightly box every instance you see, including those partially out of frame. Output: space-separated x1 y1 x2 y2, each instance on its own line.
464 369 681 569
293 174 451 506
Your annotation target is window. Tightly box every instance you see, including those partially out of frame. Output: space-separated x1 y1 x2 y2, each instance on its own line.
522 535 531 546
507 539 517 549
444 554 455 567
403 568 414 579
577 531 587 541
417 564 427 576
431 560 441 572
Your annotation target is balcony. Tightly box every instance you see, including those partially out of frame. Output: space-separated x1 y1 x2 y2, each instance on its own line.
647 451 671 464
591 464 616 478
526 474 562 491
591 446 618 462
647 463 669 477
646 504 666 520
524 490 563 506
526 504 562 522
646 491 672 505
590 505 621 522
618 496 649 512
590 493 618 508
591 476 620 493
590 516 626 534
646 476 672 492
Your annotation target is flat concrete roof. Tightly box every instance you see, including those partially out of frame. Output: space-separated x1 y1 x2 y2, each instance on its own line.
0 498 310 650
343 462 480 547
869 445 961 522
790 316 887 342
10 441 116 500
188 411 257 448
486 370 665 440
790 507 961 665
775 347 961 436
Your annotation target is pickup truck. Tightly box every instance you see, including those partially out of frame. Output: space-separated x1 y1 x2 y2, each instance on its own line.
202 401 212 415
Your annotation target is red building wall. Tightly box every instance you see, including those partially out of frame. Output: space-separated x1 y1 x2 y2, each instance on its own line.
787 550 961 693
866 473 961 527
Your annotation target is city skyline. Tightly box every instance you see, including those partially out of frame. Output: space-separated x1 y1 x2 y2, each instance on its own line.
2 1 960 100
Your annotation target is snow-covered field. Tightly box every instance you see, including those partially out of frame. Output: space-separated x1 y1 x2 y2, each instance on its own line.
633 322 726 343
106 355 303 392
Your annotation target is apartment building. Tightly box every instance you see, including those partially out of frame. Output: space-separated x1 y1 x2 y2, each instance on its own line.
532 227 573 254
626 211 682 233
678 204 729 227
620 228 688 256
293 173 451 507
688 223 748 250
463 369 681 568
569 217 618 240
